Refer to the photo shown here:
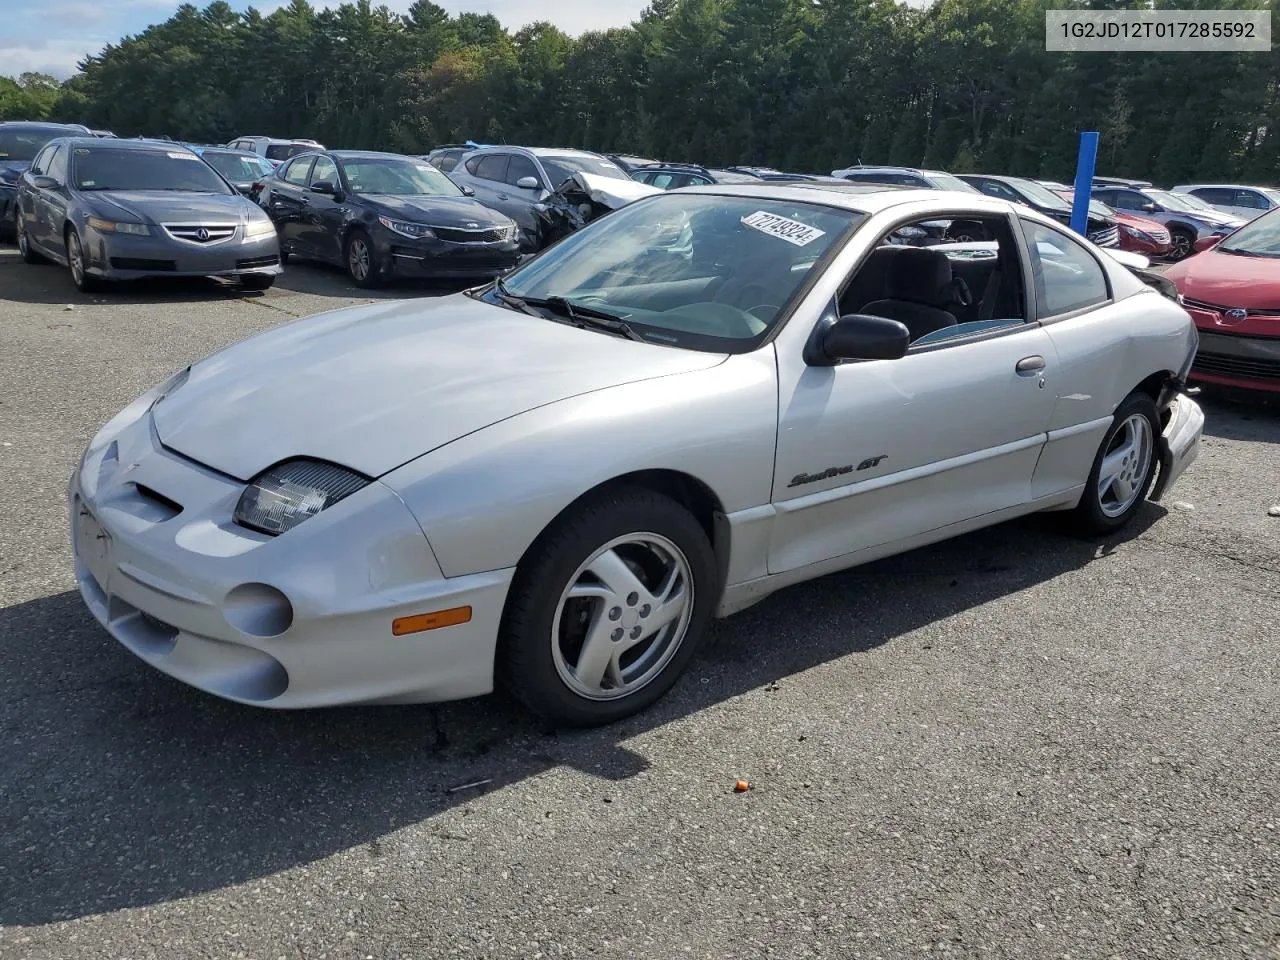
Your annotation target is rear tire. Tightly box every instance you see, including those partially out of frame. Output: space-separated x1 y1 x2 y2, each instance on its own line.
498 487 718 727
17 215 45 264
1070 392 1160 537
344 229 382 288
65 226 103 293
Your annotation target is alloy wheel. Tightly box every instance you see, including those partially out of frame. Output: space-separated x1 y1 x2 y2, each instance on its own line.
347 237 370 282
1097 413 1154 518
551 533 695 701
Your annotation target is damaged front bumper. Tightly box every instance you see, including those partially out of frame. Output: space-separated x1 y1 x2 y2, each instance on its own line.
1149 389 1205 502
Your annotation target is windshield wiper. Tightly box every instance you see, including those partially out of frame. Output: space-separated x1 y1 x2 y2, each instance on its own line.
492 277 544 317
531 295 647 342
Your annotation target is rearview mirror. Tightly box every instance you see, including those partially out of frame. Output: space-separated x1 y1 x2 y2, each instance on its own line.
822 314 911 362
515 176 540 191
30 175 59 190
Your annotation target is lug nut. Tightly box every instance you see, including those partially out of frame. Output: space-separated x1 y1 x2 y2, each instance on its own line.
639 604 651 617
626 592 639 606
612 628 623 642
608 607 621 621
630 626 642 640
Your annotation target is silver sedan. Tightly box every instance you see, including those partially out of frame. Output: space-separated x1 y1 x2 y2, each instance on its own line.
69 184 1204 726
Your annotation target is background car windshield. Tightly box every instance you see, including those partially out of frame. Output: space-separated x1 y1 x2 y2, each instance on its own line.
500 194 861 351
342 158 462 196
541 154 629 186
72 148 234 193
204 152 272 181
928 172 982 194
1219 208 1280 255
0 129 60 161
1012 178 1072 211
1149 190 1198 212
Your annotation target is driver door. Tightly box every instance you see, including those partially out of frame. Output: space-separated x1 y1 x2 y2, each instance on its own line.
768 210 1060 575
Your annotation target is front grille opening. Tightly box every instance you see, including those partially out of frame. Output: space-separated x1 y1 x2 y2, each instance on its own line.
110 257 177 271
236 255 279 269
133 483 183 517
434 226 507 244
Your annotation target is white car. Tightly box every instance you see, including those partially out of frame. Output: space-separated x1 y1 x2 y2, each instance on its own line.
69 184 1204 727
1171 183 1280 222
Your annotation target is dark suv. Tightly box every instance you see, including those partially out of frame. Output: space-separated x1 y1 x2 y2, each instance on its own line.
0 121 92 240
630 163 762 189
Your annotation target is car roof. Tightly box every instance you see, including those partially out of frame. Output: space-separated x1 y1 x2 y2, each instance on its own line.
329 150 420 160
676 181 1018 216
52 136 197 151
0 121 91 133
1173 182 1274 190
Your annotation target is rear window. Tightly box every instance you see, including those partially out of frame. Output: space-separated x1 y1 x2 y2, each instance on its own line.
0 127 66 162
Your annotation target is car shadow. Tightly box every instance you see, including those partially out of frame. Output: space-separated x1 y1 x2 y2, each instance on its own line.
1197 389 1280 443
0 506 1165 925
273 259 483 300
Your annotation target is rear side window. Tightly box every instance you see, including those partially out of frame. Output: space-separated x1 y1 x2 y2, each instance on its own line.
1234 189 1269 210
431 150 461 172
1021 219 1110 317
1192 187 1232 205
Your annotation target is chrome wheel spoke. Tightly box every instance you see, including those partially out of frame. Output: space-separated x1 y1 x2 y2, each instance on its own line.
571 613 618 691
586 548 654 608
1097 413 1153 518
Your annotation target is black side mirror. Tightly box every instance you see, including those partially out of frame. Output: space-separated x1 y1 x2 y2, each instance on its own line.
30 175 59 190
460 185 476 197
310 180 338 197
818 314 910 364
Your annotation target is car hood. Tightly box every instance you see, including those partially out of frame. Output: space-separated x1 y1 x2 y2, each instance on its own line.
1166 250 1280 308
1176 209 1244 229
1115 212 1167 234
83 190 259 225
152 294 727 480
362 194 513 227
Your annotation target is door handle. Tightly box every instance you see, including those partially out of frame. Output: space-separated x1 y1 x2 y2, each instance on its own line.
1016 355 1046 375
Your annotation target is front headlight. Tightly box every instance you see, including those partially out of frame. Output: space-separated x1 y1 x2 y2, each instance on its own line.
1122 224 1149 241
234 459 370 536
87 216 150 236
243 217 277 240
378 215 435 239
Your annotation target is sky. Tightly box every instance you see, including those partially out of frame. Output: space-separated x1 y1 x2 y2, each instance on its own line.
2 0 653 80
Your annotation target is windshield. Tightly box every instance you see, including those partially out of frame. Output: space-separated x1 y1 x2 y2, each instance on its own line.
202 152 273 182
72 148 234 193
341 157 462 196
0 127 65 162
1218 207 1279 255
540 154 630 187
1010 178 1072 211
927 172 982 194
1060 193 1116 218
1147 189 1199 212
493 194 862 352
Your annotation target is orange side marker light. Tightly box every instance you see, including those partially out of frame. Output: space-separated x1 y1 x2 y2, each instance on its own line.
392 606 472 636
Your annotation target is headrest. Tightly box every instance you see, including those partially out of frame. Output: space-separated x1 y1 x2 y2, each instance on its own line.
886 246 954 306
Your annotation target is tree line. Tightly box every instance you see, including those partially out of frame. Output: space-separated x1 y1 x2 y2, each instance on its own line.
4 0 1279 186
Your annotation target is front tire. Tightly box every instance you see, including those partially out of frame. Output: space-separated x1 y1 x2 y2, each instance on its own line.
498 487 718 727
1169 228 1194 261
65 226 103 292
1071 392 1160 536
344 229 382 288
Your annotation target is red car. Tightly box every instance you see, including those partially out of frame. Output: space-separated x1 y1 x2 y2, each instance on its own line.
1056 190 1172 257
1165 208 1280 393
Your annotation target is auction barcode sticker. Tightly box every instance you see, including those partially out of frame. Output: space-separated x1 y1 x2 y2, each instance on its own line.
742 211 826 247
1046 9 1270 52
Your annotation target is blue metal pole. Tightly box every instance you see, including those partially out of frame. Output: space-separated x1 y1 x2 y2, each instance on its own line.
1071 131 1100 237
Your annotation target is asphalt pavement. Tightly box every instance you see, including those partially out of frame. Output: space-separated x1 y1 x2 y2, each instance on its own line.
1 246 1278 959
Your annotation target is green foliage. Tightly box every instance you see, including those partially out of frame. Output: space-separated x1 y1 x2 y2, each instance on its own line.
2 0 1277 183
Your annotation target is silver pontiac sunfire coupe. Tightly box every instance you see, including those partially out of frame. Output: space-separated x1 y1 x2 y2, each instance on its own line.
69 182 1204 726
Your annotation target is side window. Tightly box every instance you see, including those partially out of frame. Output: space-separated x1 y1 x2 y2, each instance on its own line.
1193 187 1230 205
473 154 508 183
1112 190 1147 211
650 173 675 189
505 153 541 187
283 157 313 185
44 146 68 184
309 155 337 187
974 179 1018 202
836 213 1028 346
29 145 53 176
1235 189 1267 210
1021 219 1110 318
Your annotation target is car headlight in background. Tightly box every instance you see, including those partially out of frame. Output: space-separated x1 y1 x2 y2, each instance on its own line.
378 216 435 239
87 216 150 236
243 218 277 240
1122 224 1151 241
234 459 370 536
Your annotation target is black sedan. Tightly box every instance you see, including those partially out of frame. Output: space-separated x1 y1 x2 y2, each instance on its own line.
16 138 282 293
0 121 93 240
958 174 1120 247
259 150 520 288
